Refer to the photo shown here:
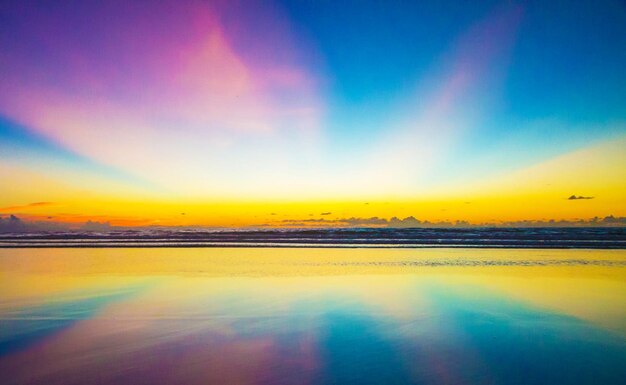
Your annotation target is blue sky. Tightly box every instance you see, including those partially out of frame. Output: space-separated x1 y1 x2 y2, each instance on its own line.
0 0 624 225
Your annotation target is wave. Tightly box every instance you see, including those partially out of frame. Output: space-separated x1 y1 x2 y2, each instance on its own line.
0 228 625 248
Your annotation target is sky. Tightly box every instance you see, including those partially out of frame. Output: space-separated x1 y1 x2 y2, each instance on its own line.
0 0 625 228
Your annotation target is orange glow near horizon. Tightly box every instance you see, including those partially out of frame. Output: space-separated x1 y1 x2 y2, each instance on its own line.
1 135 625 228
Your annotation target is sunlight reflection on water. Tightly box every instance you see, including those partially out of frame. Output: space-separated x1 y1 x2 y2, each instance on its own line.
1 248 625 384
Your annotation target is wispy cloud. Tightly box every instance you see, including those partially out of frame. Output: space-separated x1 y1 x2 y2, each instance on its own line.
0 201 55 212
0 1 323 197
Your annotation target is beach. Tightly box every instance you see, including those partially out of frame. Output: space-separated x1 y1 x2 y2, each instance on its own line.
1 247 625 384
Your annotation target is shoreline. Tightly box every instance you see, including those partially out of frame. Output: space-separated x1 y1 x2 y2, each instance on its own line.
1 243 625 249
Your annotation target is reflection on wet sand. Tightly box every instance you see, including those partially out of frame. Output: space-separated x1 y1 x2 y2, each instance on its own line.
1 248 625 384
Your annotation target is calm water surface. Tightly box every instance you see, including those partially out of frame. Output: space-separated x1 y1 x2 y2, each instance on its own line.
1 248 625 384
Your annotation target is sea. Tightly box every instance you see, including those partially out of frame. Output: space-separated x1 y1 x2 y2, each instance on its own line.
0 228 625 384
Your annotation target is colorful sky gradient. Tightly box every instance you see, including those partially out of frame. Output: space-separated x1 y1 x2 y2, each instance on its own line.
1 0 625 228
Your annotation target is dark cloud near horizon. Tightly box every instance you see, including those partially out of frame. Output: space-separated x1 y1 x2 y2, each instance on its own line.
282 216 388 226
279 215 626 228
568 195 594 200
81 220 112 232
0 215 112 233
2 214 626 234
0 215 67 233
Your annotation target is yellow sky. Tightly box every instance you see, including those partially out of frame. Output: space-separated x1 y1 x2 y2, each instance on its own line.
1 136 625 227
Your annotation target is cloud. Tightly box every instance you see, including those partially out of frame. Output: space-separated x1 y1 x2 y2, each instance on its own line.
389 216 421 228
2 214 625 234
320 212 332 216
0 0 323 196
280 217 388 227
0 215 68 233
278 215 626 228
343 217 388 226
0 215 115 233
356 3 525 192
600 215 626 225
278 216 469 228
568 195 594 200
0 215 27 232
0 201 55 212
80 220 112 232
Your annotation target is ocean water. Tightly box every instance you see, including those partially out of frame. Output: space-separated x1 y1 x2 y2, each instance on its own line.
1 227 625 248
1 247 625 384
